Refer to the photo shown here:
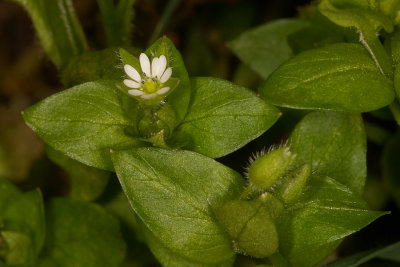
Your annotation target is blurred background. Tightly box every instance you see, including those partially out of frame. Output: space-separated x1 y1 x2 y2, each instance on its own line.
1 0 400 266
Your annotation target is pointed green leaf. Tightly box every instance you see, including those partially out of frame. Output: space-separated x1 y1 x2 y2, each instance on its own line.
279 178 385 267
112 148 245 265
289 111 366 194
11 0 88 68
175 77 280 158
261 43 394 112
23 81 146 171
228 19 309 79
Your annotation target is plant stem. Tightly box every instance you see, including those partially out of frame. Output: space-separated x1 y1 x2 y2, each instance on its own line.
148 0 182 45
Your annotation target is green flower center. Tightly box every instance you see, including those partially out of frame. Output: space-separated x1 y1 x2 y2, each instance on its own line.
143 79 160 94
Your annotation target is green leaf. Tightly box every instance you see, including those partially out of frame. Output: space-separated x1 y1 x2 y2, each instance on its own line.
277 111 386 266
39 198 125 267
1 231 34 266
289 111 366 194
0 179 22 213
319 0 393 34
2 190 45 256
0 181 45 265
323 241 400 266
261 43 394 112
22 80 146 171
287 13 352 54
318 0 393 76
112 148 245 265
228 19 310 79
175 77 280 158
46 146 110 202
96 0 136 46
141 221 233 267
11 0 88 68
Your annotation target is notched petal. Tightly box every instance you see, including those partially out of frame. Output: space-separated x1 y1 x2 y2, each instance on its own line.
160 67 172 83
124 79 141 88
140 53 151 76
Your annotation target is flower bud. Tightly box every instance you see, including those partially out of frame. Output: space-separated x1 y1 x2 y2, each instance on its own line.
278 164 311 204
217 200 279 258
259 192 284 219
247 147 294 190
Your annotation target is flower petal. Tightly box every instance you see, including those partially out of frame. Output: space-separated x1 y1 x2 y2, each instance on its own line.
141 93 157 99
151 57 160 78
124 79 141 88
124 65 141 82
139 53 151 76
156 55 167 78
156 87 170 95
128 89 144 96
160 67 172 83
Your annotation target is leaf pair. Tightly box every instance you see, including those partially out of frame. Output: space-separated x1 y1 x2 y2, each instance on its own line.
23 37 280 171
111 111 386 266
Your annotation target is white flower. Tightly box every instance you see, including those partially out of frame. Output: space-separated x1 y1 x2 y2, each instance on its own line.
123 53 172 100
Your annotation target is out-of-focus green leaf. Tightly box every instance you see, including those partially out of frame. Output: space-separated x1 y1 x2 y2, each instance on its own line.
1 231 33 266
2 190 45 257
46 146 110 202
174 77 280 158
11 0 88 68
261 43 394 112
112 148 245 265
287 13 352 54
0 179 21 213
97 0 135 46
39 198 125 267
0 180 45 266
60 48 124 87
228 19 309 79
23 81 146 171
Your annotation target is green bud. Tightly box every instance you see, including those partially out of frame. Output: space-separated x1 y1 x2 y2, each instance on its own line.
259 192 284 219
217 200 279 258
247 147 294 190
278 164 311 204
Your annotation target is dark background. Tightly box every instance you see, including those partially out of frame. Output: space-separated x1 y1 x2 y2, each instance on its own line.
1 0 399 266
